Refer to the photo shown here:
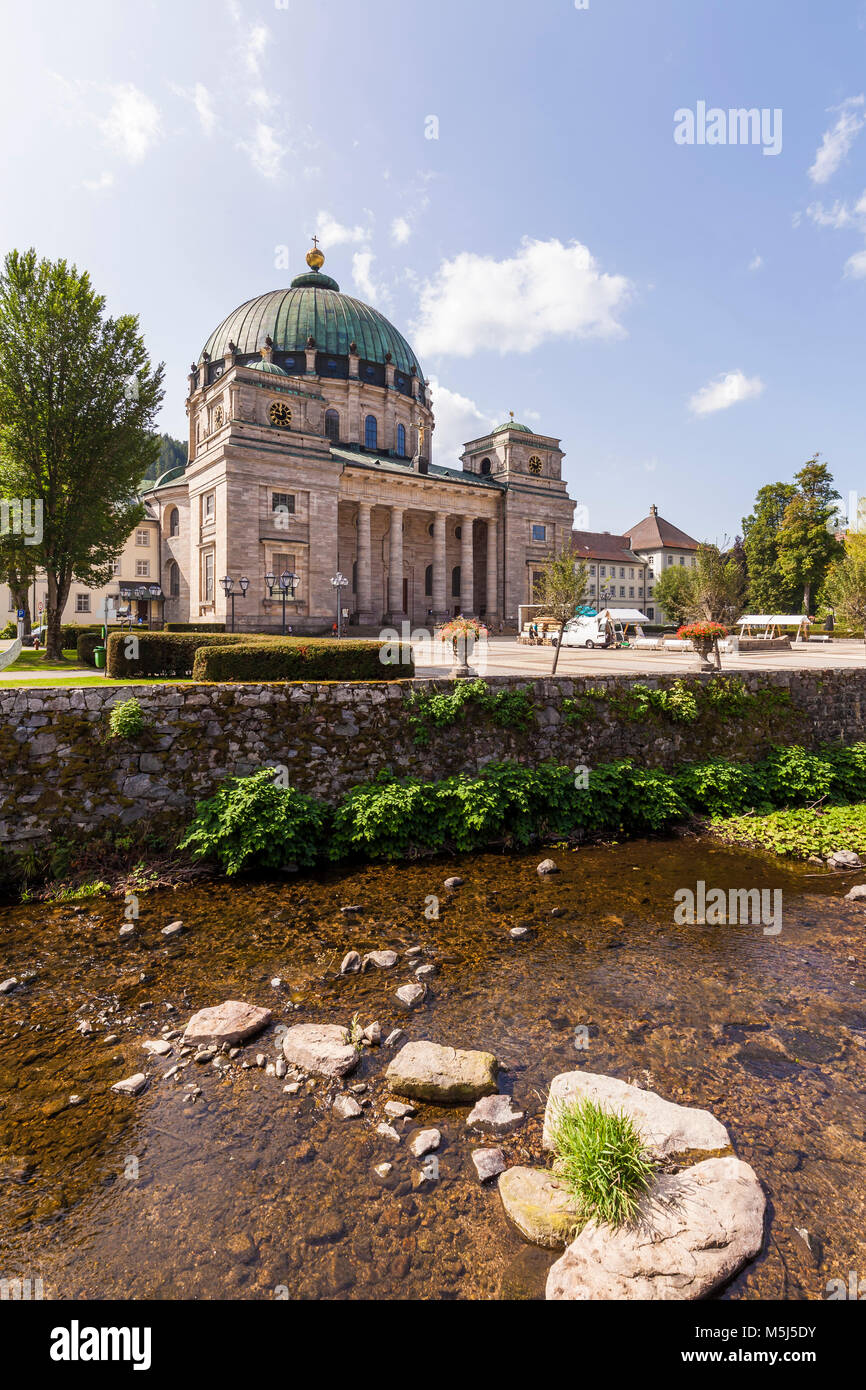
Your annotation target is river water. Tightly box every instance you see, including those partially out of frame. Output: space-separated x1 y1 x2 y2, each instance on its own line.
0 838 863 1300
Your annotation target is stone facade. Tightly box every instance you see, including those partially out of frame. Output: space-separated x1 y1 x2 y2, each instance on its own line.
1 669 862 854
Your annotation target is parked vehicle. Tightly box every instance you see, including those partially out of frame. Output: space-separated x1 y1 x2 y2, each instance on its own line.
551 614 615 649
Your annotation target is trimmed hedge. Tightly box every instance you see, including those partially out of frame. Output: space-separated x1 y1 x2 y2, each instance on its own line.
76 631 106 667
191 638 413 683
106 631 250 678
165 622 226 633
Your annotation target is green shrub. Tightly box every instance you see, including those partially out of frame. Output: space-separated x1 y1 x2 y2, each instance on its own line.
191 638 412 682
108 697 145 740
405 678 535 744
549 1098 656 1229
178 767 329 874
76 630 106 667
106 630 249 678
712 803 866 860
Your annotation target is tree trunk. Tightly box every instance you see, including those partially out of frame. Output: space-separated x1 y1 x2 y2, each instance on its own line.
45 570 71 661
803 581 811 614
8 581 31 637
551 621 565 675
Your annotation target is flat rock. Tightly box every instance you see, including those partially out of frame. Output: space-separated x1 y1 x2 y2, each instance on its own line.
408 1127 441 1157
0 978 18 994
510 926 531 939
282 1024 358 1078
467 1093 525 1135
545 1157 766 1300
162 921 183 937
830 850 862 869
333 1093 363 1120
396 982 427 1009
111 1073 147 1097
363 950 398 970
376 1122 401 1142
385 1028 406 1048
444 876 464 889
386 1040 498 1103
499 1166 584 1248
384 1100 416 1119
141 1039 172 1056
537 859 559 875
844 884 866 902
414 963 436 980
183 1001 272 1047
472 1147 506 1183
543 1071 730 1161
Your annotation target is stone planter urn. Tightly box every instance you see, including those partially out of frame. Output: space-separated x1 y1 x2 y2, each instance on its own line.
439 618 485 680
693 637 716 671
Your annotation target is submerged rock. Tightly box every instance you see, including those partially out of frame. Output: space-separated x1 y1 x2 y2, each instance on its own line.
396 983 427 1010
111 1073 147 1097
408 1128 441 1157
363 950 398 970
472 1148 506 1183
386 1040 498 1102
282 1024 358 1079
536 859 559 875
543 1071 730 1161
162 921 183 937
546 1157 766 1300
183 1001 272 1047
332 1093 363 1120
498 1166 583 1249
467 1093 525 1135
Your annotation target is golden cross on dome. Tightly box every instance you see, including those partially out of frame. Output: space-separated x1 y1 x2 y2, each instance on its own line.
509 410 514 420
311 235 320 250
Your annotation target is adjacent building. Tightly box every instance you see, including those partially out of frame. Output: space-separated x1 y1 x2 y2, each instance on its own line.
571 506 700 625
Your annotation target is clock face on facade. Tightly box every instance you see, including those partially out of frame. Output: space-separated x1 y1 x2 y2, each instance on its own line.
213 404 224 430
528 455 543 475
269 401 293 427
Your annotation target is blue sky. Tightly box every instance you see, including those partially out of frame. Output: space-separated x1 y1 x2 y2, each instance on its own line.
1 0 864 541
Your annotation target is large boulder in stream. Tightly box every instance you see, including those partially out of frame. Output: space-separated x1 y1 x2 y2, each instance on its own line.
386 1041 498 1102
499 1166 583 1249
282 1023 359 1079
543 1071 730 1161
546 1157 766 1300
183 1000 272 1047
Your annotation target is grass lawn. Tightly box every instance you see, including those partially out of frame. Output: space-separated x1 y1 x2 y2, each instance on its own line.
0 674 196 688
3 647 82 671
710 803 866 859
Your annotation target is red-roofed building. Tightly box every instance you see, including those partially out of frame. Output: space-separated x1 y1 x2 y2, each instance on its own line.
571 505 701 624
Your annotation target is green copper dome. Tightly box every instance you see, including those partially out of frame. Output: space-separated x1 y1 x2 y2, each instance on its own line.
246 357 289 376
493 417 532 434
201 267 421 377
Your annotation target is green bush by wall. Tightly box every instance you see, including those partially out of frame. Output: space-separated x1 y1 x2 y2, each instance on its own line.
191 638 413 683
106 631 250 678
165 622 227 633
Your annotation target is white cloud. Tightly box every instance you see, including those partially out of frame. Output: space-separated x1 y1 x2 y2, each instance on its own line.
428 378 496 465
413 237 633 357
748 253 763 271
100 84 161 163
805 195 866 230
845 248 866 278
391 216 412 246
351 251 390 308
689 370 765 416
83 170 114 193
238 122 285 180
193 83 216 135
808 96 865 184
317 211 370 247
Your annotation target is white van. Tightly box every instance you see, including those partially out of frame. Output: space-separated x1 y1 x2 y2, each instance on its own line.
552 614 614 649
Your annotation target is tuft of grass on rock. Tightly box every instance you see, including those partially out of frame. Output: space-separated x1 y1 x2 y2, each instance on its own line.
550 1097 656 1229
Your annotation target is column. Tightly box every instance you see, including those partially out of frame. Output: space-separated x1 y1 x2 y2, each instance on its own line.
388 505 405 618
356 501 373 623
432 511 447 617
486 516 498 625
460 515 474 615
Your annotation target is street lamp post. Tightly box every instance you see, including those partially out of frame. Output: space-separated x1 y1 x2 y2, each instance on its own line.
265 570 299 635
220 574 249 633
331 571 349 638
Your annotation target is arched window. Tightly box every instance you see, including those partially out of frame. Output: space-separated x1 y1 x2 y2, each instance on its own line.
364 415 378 450
324 409 340 443
168 561 180 598
168 507 180 537
396 423 406 456
425 564 433 597
451 565 461 597
480 457 491 475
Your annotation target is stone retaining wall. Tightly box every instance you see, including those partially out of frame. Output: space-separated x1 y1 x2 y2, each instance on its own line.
1 670 864 853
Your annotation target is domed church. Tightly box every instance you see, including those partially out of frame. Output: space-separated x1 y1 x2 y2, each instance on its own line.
145 243 576 632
